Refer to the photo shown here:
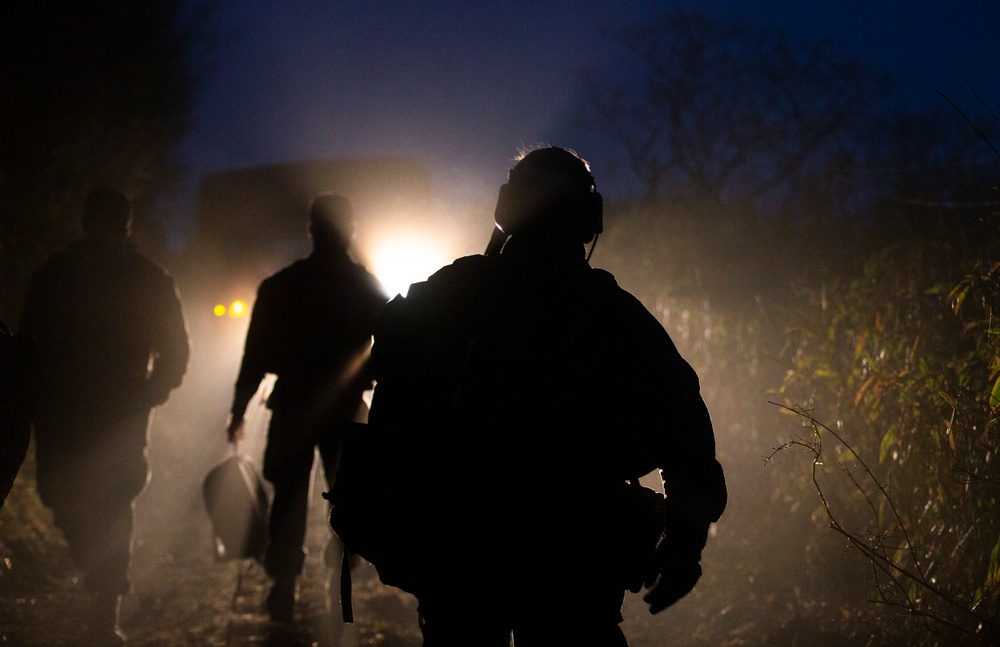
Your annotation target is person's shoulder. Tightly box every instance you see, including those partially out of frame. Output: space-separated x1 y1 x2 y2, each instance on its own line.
259 257 309 288
280 257 312 275
583 267 642 309
586 267 672 334
407 254 494 299
112 245 178 294
38 240 87 267
587 266 622 290
128 245 172 277
27 241 89 285
434 254 493 278
379 255 488 320
346 259 386 292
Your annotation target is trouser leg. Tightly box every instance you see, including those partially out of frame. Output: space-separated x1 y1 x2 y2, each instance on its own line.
262 464 309 623
418 592 628 647
264 468 311 580
262 412 317 581
91 501 134 596
417 597 512 647
55 497 133 644
511 585 628 647
55 498 134 596
40 413 148 595
86 592 125 646
512 620 628 647
262 412 319 622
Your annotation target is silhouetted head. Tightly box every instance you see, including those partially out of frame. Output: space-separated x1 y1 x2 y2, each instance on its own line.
494 146 603 246
309 193 355 253
82 186 132 242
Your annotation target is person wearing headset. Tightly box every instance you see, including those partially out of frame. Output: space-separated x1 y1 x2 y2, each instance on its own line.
354 146 727 646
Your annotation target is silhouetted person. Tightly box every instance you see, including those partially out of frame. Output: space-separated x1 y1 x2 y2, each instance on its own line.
18 186 190 647
226 193 386 623
361 147 727 646
0 320 34 508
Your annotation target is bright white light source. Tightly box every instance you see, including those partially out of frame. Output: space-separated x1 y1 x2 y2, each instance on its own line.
229 300 248 318
369 233 451 297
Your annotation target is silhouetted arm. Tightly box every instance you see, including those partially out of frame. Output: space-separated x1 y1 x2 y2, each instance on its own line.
658 388 727 526
16 267 54 351
228 282 274 430
146 278 190 407
612 286 728 524
609 289 727 613
643 378 727 613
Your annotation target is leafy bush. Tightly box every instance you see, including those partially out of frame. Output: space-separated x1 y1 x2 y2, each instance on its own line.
775 247 1000 645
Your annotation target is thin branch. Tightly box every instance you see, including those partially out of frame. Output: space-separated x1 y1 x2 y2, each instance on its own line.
769 401 998 640
936 90 1000 162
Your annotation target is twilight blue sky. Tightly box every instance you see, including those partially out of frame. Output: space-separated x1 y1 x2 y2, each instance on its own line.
178 0 999 219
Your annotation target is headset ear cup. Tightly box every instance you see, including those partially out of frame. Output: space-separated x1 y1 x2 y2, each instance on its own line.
498 182 602 242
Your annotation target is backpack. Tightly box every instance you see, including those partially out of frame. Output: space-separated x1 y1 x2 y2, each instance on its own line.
202 453 270 562
326 421 667 596
325 421 431 594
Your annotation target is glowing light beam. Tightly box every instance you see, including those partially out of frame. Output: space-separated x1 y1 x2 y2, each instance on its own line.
369 233 451 298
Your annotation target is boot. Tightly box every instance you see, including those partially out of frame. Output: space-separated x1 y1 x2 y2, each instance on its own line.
265 577 297 623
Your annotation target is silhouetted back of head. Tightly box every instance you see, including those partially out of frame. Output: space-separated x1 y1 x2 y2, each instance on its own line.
309 193 355 252
495 146 603 246
83 187 132 242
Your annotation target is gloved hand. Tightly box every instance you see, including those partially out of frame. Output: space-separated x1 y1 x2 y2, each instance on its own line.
642 509 709 614
226 415 245 443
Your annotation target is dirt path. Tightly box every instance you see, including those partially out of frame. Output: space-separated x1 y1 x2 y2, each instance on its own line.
0 376 421 647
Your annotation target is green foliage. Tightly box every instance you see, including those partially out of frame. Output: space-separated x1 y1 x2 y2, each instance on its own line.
586 12 1000 639
777 245 1000 645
